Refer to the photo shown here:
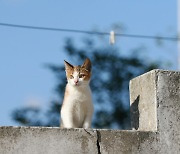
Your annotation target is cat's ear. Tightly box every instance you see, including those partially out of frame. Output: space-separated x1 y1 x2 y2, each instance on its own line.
82 58 91 72
64 60 73 70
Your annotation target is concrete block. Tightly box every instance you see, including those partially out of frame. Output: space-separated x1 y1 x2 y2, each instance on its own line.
0 127 158 154
130 70 157 131
0 127 98 154
97 130 158 154
156 70 180 153
130 69 180 153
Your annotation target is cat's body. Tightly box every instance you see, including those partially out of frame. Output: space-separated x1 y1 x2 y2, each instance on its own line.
60 58 93 128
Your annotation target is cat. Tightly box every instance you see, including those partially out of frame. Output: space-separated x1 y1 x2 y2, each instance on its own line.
60 58 94 128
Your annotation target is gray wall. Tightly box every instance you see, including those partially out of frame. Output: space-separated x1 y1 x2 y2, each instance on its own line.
0 69 179 154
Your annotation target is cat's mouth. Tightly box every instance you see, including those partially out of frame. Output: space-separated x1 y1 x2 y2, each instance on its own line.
74 82 80 86
75 83 81 86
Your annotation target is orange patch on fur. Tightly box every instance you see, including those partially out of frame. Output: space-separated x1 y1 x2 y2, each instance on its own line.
64 58 92 81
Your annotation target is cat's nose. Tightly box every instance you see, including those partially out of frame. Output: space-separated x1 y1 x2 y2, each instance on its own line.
74 80 79 84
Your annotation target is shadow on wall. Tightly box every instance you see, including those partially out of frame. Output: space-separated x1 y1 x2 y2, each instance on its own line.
130 95 140 130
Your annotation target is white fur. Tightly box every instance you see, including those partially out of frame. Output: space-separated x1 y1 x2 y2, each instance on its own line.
68 71 84 86
61 79 94 128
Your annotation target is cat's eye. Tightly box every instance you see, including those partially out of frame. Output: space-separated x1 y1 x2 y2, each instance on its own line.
70 75 74 79
79 74 85 78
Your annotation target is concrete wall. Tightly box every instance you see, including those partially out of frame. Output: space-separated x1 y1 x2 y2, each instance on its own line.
130 69 180 153
0 69 179 154
0 127 158 154
0 127 98 154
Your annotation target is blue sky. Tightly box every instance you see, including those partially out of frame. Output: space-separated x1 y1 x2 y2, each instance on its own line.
0 0 177 126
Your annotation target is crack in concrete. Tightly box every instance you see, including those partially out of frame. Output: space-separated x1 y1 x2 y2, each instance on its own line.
96 130 101 154
83 129 101 154
83 129 94 136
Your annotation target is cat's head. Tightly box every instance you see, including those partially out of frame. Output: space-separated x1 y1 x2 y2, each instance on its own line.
64 58 92 87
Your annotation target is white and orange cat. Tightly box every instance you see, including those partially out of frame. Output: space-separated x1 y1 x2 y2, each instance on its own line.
60 58 94 128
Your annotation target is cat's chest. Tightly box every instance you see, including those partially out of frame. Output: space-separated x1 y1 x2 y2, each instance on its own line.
67 86 92 103
71 89 91 101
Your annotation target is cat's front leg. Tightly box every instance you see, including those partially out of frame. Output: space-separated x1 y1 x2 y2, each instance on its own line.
83 122 91 128
61 106 76 128
83 116 92 128
61 116 76 128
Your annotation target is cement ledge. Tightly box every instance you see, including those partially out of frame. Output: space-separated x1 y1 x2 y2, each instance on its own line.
0 127 158 154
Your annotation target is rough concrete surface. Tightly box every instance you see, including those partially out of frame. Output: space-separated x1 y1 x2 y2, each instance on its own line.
130 69 180 154
98 129 158 154
0 127 98 154
0 69 179 154
156 70 180 153
0 127 158 154
130 70 157 131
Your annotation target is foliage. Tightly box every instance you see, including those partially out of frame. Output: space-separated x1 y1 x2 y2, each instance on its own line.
12 38 158 129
